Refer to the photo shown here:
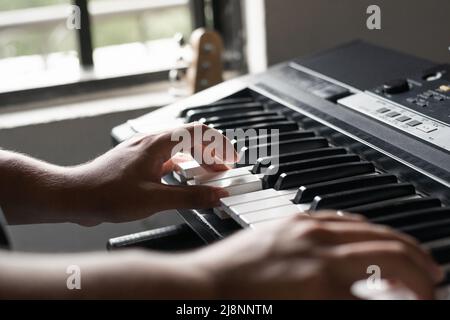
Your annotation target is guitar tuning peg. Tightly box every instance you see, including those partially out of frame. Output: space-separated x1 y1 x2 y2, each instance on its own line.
201 61 211 69
174 32 185 47
203 43 215 53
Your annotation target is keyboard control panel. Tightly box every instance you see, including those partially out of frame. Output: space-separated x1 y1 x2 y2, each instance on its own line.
338 92 450 152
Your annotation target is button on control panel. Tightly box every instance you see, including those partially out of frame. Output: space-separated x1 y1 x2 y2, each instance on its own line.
338 92 450 152
396 116 411 122
416 124 438 133
407 120 422 127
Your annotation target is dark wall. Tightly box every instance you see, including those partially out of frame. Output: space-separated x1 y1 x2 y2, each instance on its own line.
264 0 450 65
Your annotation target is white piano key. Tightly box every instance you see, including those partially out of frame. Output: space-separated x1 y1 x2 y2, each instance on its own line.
177 160 208 180
249 219 283 229
220 188 297 208
249 210 312 229
203 175 263 196
436 286 450 300
238 204 302 227
192 166 253 185
229 196 294 216
213 207 231 219
295 203 311 212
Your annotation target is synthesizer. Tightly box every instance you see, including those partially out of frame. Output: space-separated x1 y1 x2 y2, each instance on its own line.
111 41 450 297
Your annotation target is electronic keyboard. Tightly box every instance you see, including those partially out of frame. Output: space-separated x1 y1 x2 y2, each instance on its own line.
111 41 450 298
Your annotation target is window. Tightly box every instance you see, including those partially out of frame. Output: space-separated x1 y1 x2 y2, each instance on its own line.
89 0 193 77
0 0 202 93
0 0 79 91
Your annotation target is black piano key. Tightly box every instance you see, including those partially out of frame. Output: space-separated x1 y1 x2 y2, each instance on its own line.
274 162 375 190
232 130 316 150
399 219 450 243
239 137 329 165
179 97 255 117
211 115 288 130
201 111 279 124
430 242 450 265
252 147 347 174
242 137 328 156
294 174 398 204
264 101 285 111
372 207 450 228
346 198 442 219
300 117 323 130
186 102 264 122
263 154 360 188
289 112 308 122
310 183 416 211
237 120 299 132
276 137 330 154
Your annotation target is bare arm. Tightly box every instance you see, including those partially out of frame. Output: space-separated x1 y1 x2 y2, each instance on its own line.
0 249 213 299
0 214 443 299
0 149 84 225
0 123 236 226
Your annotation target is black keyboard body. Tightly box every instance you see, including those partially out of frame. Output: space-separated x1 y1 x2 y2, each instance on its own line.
111 41 450 248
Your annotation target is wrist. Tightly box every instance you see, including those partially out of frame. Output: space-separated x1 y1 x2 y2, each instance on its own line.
60 163 106 226
188 250 226 299
171 252 218 299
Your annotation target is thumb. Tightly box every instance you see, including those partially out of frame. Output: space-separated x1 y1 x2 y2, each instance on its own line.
160 184 229 209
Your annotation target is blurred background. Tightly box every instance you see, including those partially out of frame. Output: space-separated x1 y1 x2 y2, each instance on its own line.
0 0 449 252
0 0 244 92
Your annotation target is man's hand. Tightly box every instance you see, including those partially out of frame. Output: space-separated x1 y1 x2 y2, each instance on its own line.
0 123 237 226
192 212 444 299
73 123 237 225
0 212 443 299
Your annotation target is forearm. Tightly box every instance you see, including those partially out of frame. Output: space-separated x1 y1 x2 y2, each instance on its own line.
0 249 214 299
0 150 88 225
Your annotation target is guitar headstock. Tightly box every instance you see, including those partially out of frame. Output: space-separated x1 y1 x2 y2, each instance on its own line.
187 28 224 94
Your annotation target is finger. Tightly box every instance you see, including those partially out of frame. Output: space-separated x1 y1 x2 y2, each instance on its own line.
152 123 239 164
332 241 439 299
294 211 367 223
158 184 230 209
306 221 419 246
292 221 440 280
201 127 239 166
328 223 440 278
161 158 179 176
161 153 196 176
199 161 231 172
194 145 232 171
162 153 230 177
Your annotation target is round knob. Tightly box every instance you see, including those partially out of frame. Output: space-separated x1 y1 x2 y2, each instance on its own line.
382 79 410 94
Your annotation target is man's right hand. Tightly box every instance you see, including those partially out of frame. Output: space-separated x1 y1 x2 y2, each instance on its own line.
191 212 444 299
